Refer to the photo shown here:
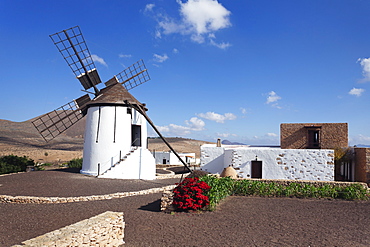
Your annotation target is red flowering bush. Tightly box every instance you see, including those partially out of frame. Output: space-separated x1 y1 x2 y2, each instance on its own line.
173 177 211 211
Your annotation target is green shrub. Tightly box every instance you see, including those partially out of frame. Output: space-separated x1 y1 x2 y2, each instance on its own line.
195 176 369 211
336 183 369 200
67 158 83 169
199 176 235 210
0 155 35 175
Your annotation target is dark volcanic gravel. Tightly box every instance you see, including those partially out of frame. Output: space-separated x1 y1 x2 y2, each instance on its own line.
0 169 180 197
1 170 369 246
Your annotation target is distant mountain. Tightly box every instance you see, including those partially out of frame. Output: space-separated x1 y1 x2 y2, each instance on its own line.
221 140 246 145
355 144 370 148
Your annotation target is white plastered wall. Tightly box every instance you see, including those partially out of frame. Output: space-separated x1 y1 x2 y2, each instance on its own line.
201 145 335 181
81 105 155 179
152 152 196 165
99 147 156 180
152 152 171 165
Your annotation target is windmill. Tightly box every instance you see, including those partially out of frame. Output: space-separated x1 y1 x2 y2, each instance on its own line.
32 26 190 179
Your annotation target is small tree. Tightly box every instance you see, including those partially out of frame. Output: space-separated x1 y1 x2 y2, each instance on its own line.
67 158 83 169
333 147 353 181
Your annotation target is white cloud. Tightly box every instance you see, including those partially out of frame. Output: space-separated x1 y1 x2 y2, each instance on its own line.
266 133 278 137
349 134 370 146
266 91 282 109
348 87 365 97
210 39 231 49
145 3 155 12
240 107 247 115
235 133 279 145
119 54 132 58
357 57 370 82
217 132 230 138
266 91 281 104
153 53 169 63
155 30 162 39
185 117 205 131
156 125 170 133
173 48 179 54
155 117 205 136
153 0 232 48
179 0 231 35
197 111 236 123
91 54 107 67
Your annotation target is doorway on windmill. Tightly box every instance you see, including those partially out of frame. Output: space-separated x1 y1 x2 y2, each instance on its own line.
131 125 141 146
251 160 262 179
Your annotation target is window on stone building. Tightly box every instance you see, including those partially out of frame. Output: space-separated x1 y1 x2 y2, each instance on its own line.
307 127 321 149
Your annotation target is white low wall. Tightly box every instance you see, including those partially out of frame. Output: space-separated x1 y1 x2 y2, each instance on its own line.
201 145 335 181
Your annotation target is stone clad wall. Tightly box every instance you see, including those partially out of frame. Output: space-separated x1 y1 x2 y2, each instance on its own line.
280 123 348 149
14 211 124 247
226 148 334 181
354 147 370 185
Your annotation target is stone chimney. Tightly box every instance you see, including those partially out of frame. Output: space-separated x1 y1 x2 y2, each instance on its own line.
216 138 221 147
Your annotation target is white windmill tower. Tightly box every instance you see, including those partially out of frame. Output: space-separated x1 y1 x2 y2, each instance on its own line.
32 26 191 179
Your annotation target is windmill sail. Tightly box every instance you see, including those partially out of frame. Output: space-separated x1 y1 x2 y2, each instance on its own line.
32 94 91 142
110 59 150 90
50 26 102 93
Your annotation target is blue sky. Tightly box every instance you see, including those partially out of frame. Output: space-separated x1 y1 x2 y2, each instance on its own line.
1 0 370 145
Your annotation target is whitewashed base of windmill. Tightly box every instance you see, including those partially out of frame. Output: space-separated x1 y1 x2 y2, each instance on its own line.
80 105 156 180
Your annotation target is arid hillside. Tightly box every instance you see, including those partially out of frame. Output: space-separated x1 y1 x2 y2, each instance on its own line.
0 118 213 164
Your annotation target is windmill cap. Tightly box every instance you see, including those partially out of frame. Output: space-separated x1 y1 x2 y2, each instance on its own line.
86 83 147 110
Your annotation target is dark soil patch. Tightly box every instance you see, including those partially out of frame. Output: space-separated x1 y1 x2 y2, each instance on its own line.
166 166 190 174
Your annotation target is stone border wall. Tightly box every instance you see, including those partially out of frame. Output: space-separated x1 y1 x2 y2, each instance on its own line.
13 211 124 247
0 185 177 204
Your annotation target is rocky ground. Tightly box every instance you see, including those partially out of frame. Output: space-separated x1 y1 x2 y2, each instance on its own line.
0 169 369 246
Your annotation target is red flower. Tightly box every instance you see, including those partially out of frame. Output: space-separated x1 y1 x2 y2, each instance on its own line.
172 177 211 211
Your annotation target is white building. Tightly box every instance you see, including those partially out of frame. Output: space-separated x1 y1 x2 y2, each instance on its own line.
152 151 196 166
80 83 156 180
200 144 335 181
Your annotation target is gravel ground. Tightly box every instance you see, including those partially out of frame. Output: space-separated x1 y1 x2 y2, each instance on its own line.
0 169 180 197
1 170 369 246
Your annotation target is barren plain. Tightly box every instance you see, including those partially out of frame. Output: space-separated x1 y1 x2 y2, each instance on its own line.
0 118 212 163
